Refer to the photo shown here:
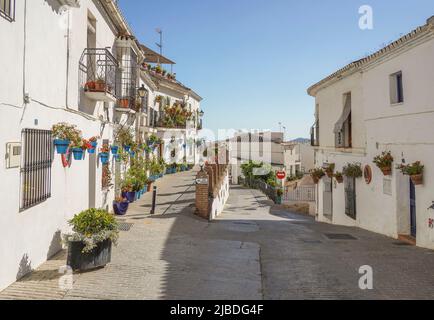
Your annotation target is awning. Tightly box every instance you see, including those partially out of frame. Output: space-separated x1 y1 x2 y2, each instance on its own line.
139 44 176 65
334 94 351 133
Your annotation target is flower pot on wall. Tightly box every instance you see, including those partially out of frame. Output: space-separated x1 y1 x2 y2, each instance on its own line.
100 152 110 165
67 239 112 272
123 145 131 152
120 99 129 108
410 174 423 186
380 166 392 176
72 148 84 161
54 139 70 155
110 146 119 155
94 81 106 92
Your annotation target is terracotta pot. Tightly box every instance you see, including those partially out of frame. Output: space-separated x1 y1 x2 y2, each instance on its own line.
119 99 129 108
335 176 344 184
312 176 319 184
326 171 333 178
410 174 423 185
380 166 392 176
95 81 106 92
84 81 96 91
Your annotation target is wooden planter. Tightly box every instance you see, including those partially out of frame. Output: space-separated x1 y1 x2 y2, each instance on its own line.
380 166 392 176
410 174 423 185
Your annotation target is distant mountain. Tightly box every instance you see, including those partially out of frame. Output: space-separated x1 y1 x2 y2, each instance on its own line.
290 138 310 144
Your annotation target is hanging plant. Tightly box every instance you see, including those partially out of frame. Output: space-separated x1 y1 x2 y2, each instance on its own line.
343 163 363 178
52 122 81 155
334 171 344 184
324 163 335 178
373 151 394 176
309 168 325 184
397 161 424 185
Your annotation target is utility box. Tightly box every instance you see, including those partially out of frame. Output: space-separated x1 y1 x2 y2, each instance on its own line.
6 142 21 169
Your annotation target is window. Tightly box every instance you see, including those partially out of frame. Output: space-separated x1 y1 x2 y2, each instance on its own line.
0 0 15 21
20 129 53 211
334 93 352 148
390 71 404 104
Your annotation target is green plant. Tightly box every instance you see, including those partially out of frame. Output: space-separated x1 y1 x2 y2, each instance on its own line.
116 127 134 147
373 151 394 169
397 161 424 176
324 163 335 176
334 171 343 179
52 122 81 141
310 168 325 180
66 209 119 253
276 189 283 197
343 163 363 178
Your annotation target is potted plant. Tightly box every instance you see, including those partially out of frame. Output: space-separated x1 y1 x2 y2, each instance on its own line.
324 163 335 178
397 161 424 185
373 151 394 176
70 138 85 161
155 65 163 74
334 171 344 184
343 163 363 178
310 168 325 184
64 208 119 271
110 145 119 155
99 145 110 165
84 81 96 91
94 77 106 92
52 123 81 155
88 136 99 154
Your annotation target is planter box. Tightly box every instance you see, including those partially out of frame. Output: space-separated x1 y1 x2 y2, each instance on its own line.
67 239 112 271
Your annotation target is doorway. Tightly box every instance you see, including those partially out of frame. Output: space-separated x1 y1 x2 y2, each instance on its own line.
323 176 333 218
345 177 356 219
410 179 417 238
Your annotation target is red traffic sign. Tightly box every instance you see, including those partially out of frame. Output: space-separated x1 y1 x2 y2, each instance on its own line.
276 171 286 180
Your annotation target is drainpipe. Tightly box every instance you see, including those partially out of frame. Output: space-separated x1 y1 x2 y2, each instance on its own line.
65 9 71 108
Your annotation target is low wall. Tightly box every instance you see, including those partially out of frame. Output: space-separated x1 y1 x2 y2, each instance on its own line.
195 164 230 221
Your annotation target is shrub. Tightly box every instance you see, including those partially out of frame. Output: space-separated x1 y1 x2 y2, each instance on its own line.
373 151 394 169
66 209 119 253
343 163 363 178
397 161 424 176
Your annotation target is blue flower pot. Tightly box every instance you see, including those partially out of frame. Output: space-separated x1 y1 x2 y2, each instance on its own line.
54 139 70 155
123 145 131 152
121 191 128 199
126 192 136 203
113 201 129 216
72 148 84 161
130 152 136 158
114 154 120 162
88 147 96 154
100 152 110 165
111 146 119 155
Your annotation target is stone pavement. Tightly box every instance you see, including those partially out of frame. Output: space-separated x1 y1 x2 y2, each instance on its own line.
1 175 434 300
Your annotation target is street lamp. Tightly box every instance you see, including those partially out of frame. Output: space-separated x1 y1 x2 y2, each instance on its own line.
199 110 204 118
138 84 147 99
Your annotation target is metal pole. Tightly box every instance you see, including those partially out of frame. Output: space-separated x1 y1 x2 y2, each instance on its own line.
150 186 157 215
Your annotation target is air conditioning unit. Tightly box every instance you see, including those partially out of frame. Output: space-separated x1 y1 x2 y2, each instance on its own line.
58 0 81 8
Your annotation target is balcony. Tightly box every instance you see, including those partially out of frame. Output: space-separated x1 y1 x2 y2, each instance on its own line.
311 122 319 147
79 48 118 103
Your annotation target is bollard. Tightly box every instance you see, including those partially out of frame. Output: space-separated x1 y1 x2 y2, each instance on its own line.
150 186 157 215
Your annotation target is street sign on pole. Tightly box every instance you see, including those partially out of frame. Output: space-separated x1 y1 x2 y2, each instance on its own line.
276 171 286 180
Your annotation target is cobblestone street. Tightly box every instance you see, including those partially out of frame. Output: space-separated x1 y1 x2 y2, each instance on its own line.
1 171 434 300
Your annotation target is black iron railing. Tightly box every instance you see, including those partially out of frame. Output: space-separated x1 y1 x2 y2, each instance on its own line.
0 0 15 22
20 129 53 211
116 46 138 110
79 48 118 97
239 176 278 203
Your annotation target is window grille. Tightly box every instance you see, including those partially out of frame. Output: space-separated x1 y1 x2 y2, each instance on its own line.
0 0 15 21
20 129 53 211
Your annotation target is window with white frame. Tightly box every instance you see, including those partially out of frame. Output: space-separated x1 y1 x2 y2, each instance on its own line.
0 0 15 21
390 71 404 104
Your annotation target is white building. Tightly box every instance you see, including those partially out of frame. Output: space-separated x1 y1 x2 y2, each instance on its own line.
229 131 284 184
308 16 434 250
282 139 314 178
0 0 203 291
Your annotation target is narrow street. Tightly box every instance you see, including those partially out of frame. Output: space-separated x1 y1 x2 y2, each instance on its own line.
1 171 434 300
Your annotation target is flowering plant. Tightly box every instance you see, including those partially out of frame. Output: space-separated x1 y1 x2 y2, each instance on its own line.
373 151 394 169
397 161 424 176
89 136 100 143
100 145 110 153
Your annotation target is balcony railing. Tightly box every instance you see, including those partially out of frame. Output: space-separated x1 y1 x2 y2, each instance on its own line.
79 48 118 102
115 45 138 111
311 122 319 147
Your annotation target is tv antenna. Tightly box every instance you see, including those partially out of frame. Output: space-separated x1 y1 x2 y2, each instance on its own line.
155 28 163 66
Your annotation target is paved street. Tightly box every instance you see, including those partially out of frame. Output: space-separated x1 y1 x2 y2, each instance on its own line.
1 171 434 300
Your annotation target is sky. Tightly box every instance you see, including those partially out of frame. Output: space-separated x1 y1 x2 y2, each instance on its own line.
119 0 434 141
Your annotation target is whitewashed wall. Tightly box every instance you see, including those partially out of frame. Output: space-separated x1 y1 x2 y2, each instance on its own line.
0 0 121 291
